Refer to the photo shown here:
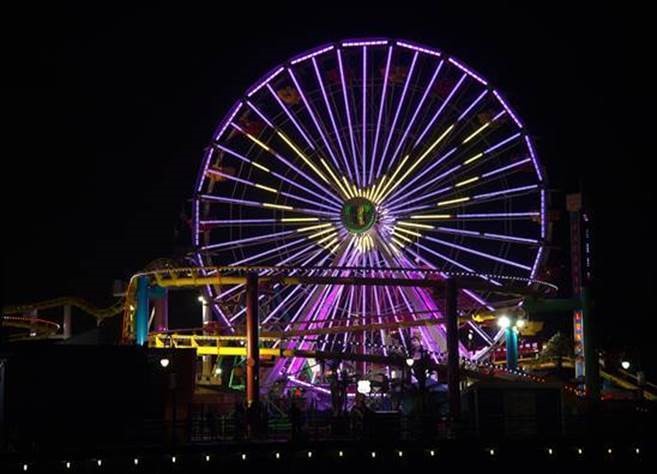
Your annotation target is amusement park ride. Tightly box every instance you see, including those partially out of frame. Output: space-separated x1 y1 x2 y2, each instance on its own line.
3 38 654 414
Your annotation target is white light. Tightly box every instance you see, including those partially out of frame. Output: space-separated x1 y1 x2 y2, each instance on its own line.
621 360 630 370
197 295 206 303
430 450 435 457
398 451 403 457
607 448 612 454
214 367 222 375
391 370 397 379
635 448 640 454
160 358 170 368
371 451 376 458
307 451 312 458
205 455 210 462
357 380 371 394
241 453 247 461
497 316 511 329
97 459 102 466
23 464 28 472
516 319 526 329
547 448 553 455
66 462 71 469
489 449 495 456
338 451 344 457
577 448 583 455
171 456 176 463
133 458 139 465
275 452 280 459
406 358 415 367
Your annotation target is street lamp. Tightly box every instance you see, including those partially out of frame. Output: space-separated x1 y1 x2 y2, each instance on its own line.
160 357 170 368
497 315 511 329
621 360 631 370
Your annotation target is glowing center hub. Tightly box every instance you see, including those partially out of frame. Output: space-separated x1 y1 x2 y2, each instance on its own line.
341 197 377 234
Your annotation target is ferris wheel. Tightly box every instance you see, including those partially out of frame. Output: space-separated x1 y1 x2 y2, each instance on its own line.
192 38 547 378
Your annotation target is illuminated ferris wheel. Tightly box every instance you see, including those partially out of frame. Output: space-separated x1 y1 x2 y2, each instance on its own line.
192 38 547 377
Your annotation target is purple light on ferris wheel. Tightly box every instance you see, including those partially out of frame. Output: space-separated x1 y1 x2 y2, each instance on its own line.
193 199 199 245
424 234 532 270
448 57 488 85
287 69 342 171
246 101 274 128
456 212 540 219
266 84 316 150
530 245 544 280
200 219 277 225
362 47 367 185
271 149 338 202
377 52 419 176
493 89 523 128
312 57 353 181
290 45 334 64
396 41 441 57
481 158 532 178
387 185 453 212
337 49 360 186
388 60 445 171
540 188 547 239
247 66 284 97
370 46 393 184
386 162 462 210
342 39 388 47
524 135 544 182
413 73 466 147
200 194 261 207
462 289 495 312
230 238 308 266
200 230 295 251
457 89 487 122
473 184 538 201
385 147 458 204
483 132 521 154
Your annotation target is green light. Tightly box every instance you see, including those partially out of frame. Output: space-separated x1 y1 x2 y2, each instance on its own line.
341 197 376 234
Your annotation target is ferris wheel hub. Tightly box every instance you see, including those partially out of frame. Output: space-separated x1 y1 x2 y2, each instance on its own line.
341 197 377 234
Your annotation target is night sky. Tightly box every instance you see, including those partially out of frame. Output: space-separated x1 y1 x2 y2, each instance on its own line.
3 5 654 370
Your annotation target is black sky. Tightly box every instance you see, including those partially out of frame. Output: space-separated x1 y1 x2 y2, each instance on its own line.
2 4 654 367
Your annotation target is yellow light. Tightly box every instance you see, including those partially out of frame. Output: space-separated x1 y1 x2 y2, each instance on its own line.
389 238 404 251
379 124 455 202
341 176 354 198
320 158 351 198
376 155 410 202
255 183 278 193
320 235 338 247
392 231 413 243
263 202 294 211
462 121 491 144
277 132 330 184
371 175 387 203
308 227 335 239
410 214 452 219
397 221 434 229
437 197 470 207
252 161 270 172
296 223 331 233
245 133 271 151
464 152 484 165
281 217 319 222
395 226 422 238
455 176 480 188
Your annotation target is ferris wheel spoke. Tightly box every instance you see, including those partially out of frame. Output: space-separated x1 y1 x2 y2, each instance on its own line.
386 155 534 212
396 221 539 245
406 211 541 222
265 84 316 151
369 46 393 186
199 194 336 218
413 73 467 148
387 59 445 176
230 123 341 203
383 94 501 206
214 143 340 207
312 57 355 182
206 168 339 213
361 46 367 186
336 49 360 187
287 68 343 173
376 52 419 179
